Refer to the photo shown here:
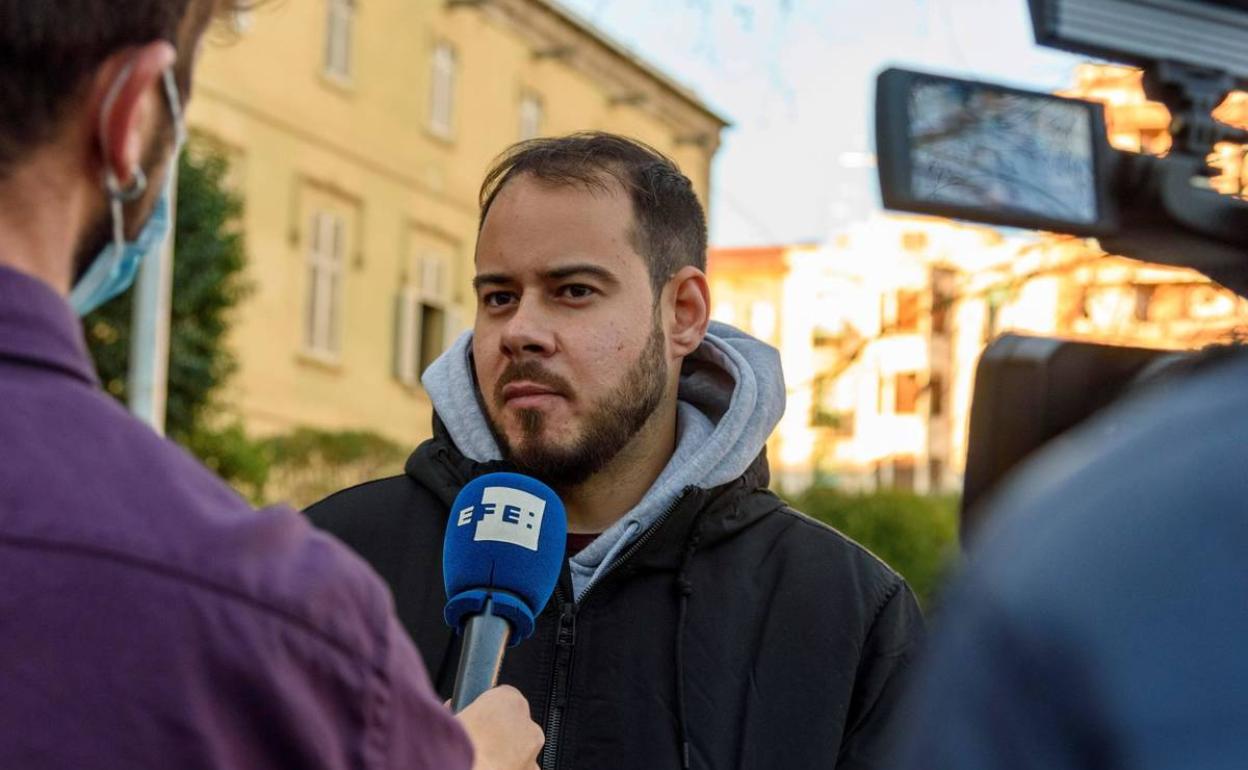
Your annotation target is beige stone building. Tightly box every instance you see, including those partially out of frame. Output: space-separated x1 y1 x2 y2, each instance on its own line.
189 0 727 445
709 220 1013 493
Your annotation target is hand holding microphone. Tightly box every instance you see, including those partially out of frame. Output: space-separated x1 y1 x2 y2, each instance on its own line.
443 472 567 769
456 685 544 770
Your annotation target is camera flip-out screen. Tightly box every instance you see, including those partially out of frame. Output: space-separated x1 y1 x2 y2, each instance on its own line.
909 77 1099 225
877 68 1119 235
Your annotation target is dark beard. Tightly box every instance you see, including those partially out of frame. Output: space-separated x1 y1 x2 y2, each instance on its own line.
487 317 668 488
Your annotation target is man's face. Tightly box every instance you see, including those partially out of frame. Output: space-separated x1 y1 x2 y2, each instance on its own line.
472 174 670 487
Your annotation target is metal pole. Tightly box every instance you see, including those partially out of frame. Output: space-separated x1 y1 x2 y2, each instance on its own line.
128 165 178 434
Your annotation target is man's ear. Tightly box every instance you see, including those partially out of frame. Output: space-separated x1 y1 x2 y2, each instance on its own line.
666 266 710 358
90 41 176 189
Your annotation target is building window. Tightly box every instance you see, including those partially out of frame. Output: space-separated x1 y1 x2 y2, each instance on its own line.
519 91 543 140
429 41 457 139
928 372 945 418
305 210 346 359
896 289 921 332
810 377 853 435
323 0 354 81
895 372 920 414
396 251 453 385
893 456 916 492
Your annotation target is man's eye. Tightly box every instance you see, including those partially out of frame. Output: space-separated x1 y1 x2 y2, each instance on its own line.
559 284 596 300
482 291 516 308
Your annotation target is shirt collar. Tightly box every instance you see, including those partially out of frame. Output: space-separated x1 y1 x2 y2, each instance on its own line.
0 264 100 387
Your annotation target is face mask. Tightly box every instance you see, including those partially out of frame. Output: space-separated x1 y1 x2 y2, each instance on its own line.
70 67 186 317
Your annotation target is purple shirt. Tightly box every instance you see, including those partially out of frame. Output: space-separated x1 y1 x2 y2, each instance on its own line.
0 265 472 769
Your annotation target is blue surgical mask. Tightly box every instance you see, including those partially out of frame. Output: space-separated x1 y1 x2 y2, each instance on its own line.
70 67 186 317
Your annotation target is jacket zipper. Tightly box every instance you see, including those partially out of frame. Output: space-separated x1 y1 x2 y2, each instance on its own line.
538 492 690 770
539 597 576 770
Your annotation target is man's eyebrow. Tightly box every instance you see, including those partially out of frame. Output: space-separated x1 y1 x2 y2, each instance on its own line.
472 273 513 291
543 263 620 286
472 264 621 291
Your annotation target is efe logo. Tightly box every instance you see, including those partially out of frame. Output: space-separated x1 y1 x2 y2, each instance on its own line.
456 486 546 551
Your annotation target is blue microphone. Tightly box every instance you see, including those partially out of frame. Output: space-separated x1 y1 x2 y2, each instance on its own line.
443 472 566 711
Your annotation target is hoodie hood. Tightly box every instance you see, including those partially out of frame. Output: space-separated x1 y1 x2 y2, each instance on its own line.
421 320 786 599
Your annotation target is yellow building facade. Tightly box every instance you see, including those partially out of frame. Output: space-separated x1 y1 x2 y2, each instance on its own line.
189 0 727 445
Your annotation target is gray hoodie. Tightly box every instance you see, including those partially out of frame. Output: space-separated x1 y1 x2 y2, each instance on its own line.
422 320 786 600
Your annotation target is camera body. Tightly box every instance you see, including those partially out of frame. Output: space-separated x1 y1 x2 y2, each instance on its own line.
875 0 1248 537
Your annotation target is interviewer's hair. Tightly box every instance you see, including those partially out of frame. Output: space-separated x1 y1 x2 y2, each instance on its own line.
0 0 255 177
479 132 708 297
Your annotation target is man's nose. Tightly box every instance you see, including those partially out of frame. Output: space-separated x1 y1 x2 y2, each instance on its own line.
499 296 556 358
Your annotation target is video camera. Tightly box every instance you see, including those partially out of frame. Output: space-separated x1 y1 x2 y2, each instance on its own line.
874 0 1248 541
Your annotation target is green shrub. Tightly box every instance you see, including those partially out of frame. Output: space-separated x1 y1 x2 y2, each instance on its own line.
260 427 409 509
184 421 270 504
85 147 257 492
788 487 961 608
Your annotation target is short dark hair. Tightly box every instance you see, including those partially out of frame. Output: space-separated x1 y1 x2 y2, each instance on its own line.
479 132 708 297
0 0 253 177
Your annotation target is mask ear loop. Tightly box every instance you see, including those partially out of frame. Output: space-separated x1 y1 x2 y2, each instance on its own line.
97 59 151 257
160 68 187 149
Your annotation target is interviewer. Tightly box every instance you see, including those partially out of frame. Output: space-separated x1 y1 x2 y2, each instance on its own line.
0 3 540 768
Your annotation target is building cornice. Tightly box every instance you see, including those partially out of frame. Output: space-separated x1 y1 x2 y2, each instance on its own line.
446 0 730 152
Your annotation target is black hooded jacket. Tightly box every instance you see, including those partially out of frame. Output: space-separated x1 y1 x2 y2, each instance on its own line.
307 420 924 770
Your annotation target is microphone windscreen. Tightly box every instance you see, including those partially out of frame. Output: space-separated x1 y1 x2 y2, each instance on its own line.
443 472 567 642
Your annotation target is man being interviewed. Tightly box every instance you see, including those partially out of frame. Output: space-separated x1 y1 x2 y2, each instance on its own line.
308 132 923 770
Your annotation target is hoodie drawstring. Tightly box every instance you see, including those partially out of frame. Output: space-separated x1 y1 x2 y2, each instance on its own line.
674 516 703 770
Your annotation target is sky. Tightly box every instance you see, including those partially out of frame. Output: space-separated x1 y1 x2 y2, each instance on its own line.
557 0 1089 247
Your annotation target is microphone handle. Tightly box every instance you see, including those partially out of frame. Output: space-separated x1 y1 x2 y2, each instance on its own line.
450 597 511 712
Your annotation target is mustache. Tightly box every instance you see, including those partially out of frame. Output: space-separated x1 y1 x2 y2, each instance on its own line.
494 361 574 406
